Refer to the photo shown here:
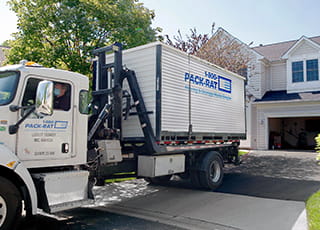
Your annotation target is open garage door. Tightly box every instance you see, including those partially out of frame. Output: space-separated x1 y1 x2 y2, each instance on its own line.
268 117 320 150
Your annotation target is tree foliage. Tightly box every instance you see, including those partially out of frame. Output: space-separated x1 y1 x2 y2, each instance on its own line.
165 28 210 55
1 40 11 47
165 24 252 77
6 0 159 75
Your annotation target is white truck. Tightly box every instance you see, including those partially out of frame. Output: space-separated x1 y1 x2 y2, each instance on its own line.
0 42 245 229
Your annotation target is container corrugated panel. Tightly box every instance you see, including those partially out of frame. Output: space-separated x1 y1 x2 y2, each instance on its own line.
115 42 246 141
115 44 157 139
161 45 245 136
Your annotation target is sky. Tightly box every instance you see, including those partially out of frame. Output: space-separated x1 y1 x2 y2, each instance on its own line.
1 0 320 46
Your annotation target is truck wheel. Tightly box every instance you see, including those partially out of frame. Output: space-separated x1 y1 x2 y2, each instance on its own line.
147 175 172 185
0 176 22 230
199 151 224 190
95 178 105 186
189 169 202 188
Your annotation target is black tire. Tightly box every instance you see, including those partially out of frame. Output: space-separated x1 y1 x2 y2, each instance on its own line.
189 169 202 188
95 177 105 186
198 151 224 190
146 175 172 185
0 176 22 230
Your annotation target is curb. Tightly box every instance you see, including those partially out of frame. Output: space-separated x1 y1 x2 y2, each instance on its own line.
291 209 307 230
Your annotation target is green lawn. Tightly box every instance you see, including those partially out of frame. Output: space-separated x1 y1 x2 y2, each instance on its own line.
306 190 320 230
105 172 136 183
105 177 136 183
238 149 249 156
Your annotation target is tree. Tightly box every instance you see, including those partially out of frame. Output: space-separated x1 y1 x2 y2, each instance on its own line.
1 40 11 47
165 27 211 55
165 24 252 77
6 0 160 75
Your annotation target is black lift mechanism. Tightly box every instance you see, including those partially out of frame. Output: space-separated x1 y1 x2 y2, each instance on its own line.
90 43 161 154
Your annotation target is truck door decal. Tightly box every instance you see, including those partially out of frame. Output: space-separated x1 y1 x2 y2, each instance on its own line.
17 77 73 161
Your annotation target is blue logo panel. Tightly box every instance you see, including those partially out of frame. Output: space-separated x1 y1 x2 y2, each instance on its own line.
54 121 68 129
218 76 232 93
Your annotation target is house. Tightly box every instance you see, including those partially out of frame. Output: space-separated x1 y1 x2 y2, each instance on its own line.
207 28 320 150
0 46 10 66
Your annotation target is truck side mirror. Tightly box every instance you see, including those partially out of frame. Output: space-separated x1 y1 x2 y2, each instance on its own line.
35 80 53 116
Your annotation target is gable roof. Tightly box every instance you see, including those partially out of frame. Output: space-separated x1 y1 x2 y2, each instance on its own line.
209 27 263 59
252 36 320 62
282 36 320 59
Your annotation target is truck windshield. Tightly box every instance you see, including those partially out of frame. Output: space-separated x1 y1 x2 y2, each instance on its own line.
0 71 19 105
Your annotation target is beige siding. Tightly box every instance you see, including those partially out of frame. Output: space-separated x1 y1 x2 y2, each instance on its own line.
285 39 320 93
250 105 258 149
247 59 263 99
291 41 319 57
260 62 268 96
270 63 286 90
241 100 258 149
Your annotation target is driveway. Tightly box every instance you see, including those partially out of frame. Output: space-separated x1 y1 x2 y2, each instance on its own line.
20 150 320 230
230 150 320 181
98 150 320 230
219 150 320 201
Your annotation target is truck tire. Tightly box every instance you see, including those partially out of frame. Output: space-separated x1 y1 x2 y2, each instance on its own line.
189 169 202 188
95 178 106 186
199 151 224 190
0 176 22 230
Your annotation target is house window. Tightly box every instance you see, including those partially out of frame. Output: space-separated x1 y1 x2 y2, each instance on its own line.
306 59 319 81
292 61 304 82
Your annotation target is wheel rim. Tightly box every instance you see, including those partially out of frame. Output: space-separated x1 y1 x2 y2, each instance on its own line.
0 195 7 227
209 161 221 183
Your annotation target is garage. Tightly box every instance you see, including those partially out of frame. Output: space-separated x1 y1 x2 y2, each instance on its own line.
269 117 320 150
252 94 320 150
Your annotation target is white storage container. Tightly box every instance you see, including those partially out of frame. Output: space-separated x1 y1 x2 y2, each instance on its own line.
107 42 246 142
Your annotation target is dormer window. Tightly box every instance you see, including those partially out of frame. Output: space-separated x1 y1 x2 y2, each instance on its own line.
291 59 319 83
306 59 318 81
292 61 303 82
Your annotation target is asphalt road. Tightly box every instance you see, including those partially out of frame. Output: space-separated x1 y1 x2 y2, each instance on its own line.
18 150 320 230
18 208 185 230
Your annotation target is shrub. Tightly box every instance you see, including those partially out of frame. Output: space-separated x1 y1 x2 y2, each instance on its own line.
315 134 320 164
306 191 320 230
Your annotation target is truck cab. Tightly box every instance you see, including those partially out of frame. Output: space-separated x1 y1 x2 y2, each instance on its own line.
0 62 91 230
0 62 89 168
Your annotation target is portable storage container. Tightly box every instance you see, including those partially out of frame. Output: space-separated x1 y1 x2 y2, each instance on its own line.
107 42 246 142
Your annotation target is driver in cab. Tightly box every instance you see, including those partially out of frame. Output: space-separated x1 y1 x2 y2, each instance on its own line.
54 83 70 111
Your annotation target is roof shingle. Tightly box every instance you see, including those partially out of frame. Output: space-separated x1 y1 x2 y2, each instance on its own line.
252 36 320 62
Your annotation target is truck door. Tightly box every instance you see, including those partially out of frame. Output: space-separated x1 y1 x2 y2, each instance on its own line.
17 76 74 162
